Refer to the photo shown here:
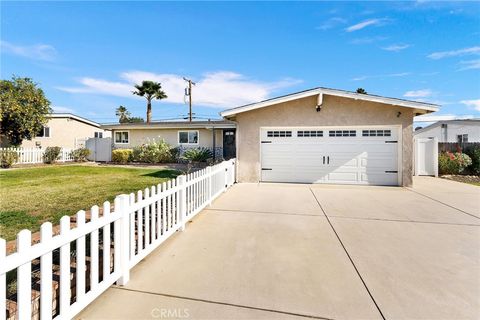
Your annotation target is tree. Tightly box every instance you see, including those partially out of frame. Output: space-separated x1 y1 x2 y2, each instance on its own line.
132 81 167 123
0 77 51 146
115 106 144 123
116 105 131 123
356 88 367 94
128 117 144 123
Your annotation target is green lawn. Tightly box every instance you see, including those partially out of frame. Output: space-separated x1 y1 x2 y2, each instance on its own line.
0 165 180 241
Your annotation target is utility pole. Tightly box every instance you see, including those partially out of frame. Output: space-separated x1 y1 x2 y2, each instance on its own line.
183 77 196 122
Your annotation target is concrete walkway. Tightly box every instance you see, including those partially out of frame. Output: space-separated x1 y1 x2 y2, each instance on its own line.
77 177 480 320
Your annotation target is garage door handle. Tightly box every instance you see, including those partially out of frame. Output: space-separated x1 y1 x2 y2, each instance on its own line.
323 156 325 164
327 156 330 165
385 171 398 173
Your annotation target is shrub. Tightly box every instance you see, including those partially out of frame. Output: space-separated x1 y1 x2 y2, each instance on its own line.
0 150 18 168
181 147 213 162
439 151 472 174
112 149 133 164
43 146 62 164
464 146 480 175
71 148 90 162
132 139 175 163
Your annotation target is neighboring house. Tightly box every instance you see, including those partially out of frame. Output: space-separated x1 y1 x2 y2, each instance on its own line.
1 113 110 149
220 87 438 187
101 120 237 159
413 119 480 143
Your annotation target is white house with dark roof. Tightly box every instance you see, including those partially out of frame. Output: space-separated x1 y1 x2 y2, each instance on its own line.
414 119 480 143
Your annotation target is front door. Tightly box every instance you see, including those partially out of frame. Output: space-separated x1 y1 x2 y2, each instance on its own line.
223 129 236 159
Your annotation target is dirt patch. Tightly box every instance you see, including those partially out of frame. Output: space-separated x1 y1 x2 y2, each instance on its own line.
440 174 480 185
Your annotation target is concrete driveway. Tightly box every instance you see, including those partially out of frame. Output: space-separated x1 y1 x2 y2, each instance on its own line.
78 177 480 320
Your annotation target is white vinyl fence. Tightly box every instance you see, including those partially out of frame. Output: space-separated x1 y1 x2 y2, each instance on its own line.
413 137 438 177
0 147 73 165
0 159 236 320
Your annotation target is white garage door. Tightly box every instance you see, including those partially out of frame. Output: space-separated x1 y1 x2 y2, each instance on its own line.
260 127 400 186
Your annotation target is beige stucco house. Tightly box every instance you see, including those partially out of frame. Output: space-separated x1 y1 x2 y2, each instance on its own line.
101 120 237 159
7 113 109 149
220 87 439 187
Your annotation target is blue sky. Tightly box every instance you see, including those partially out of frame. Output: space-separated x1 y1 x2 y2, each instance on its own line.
1 1 479 125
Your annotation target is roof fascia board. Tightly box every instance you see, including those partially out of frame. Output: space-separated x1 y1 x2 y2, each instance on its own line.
220 88 439 117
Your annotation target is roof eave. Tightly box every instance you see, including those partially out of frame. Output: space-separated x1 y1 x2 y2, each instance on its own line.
220 88 439 117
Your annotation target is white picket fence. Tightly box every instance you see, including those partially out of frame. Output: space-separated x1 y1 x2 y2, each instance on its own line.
0 147 73 164
0 159 236 320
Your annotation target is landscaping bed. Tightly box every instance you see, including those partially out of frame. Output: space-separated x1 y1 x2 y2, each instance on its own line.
440 174 480 186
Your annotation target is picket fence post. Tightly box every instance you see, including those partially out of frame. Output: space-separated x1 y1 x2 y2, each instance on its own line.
206 167 213 206
117 194 131 286
178 175 187 231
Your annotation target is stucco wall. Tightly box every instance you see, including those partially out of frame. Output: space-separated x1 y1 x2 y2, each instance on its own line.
112 128 223 149
20 118 107 149
233 95 414 186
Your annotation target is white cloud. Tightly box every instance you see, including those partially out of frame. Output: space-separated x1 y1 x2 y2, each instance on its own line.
460 99 480 112
345 18 389 32
57 71 302 108
351 72 411 81
404 89 433 98
350 36 388 45
458 59 480 70
427 46 480 59
0 40 57 61
316 17 347 31
52 106 75 113
382 44 411 52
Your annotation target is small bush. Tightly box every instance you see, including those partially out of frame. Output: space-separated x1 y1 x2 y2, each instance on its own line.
132 139 175 163
181 147 213 162
0 150 18 168
439 151 472 174
43 146 62 164
71 148 90 162
112 149 133 164
464 146 480 175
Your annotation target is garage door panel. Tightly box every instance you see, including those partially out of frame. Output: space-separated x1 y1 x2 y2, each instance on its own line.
261 127 400 186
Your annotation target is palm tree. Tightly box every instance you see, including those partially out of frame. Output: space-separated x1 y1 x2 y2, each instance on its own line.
115 105 131 123
132 81 167 123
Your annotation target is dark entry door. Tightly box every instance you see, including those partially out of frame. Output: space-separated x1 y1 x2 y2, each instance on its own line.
223 129 236 159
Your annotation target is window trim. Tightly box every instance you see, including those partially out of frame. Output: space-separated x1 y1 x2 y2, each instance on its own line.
178 130 199 145
457 134 468 143
36 126 51 138
114 130 130 144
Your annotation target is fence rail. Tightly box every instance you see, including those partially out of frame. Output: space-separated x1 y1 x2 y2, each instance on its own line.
438 142 480 153
0 159 236 320
0 147 73 165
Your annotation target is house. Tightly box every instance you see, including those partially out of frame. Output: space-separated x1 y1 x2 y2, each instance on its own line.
101 120 237 159
413 119 480 143
220 87 439 187
10 113 110 149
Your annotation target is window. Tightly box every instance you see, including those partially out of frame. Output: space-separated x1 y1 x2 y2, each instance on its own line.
457 134 468 143
36 127 50 138
297 130 323 137
329 130 356 137
267 131 292 137
362 130 391 137
115 131 129 144
178 130 199 144
94 132 103 138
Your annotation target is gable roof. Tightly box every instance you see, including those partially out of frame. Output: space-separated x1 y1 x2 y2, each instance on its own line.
101 119 236 130
220 87 439 118
413 119 480 135
50 113 101 128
